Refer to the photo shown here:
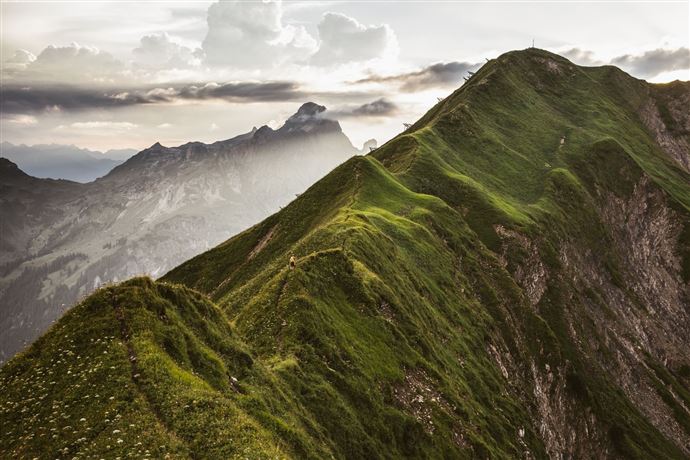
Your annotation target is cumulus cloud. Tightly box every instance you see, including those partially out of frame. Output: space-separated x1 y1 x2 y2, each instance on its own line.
1 81 306 113
202 2 397 69
133 32 203 69
4 2 401 84
310 13 398 66
7 49 37 64
202 0 316 68
611 47 690 79
18 43 125 83
328 98 398 118
355 61 478 92
4 49 36 68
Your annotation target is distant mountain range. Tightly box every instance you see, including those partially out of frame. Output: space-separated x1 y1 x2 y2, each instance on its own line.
0 102 369 362
0 142 138 183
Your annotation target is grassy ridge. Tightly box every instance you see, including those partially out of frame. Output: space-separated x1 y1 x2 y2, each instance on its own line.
3 48 689 458
0 278 291 458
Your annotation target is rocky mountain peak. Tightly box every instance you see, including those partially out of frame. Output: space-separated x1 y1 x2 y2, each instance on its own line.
0 158 27 181
280 102 340 135
253 125 275 139
291 102 327 119
0 157 20 171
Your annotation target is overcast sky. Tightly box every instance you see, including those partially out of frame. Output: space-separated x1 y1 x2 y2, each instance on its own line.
1 0 688 151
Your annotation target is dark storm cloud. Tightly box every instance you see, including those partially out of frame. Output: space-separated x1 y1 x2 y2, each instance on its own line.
327 98 398 118
611 47 690 78
0 82 307 113
349 98 398 116
561 47 689 78
175 82 306 102
560 48 602 66
0 86 133 113
355 61 479 92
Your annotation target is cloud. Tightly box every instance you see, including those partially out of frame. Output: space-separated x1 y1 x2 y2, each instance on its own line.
170 81 305 102
355 61 478 92
560 48 603 66
133 32 203 69
1 114 38 126
2 86 122 113
202 0 316 68
69 121 138 130
3 2 400 84
4 49 36 70
0 81 307 113
310 13 398 66
1 85 130 113
328 98 398 118
17 43 126 83
561 46 689 79
348 98 398 117
611 47 690 79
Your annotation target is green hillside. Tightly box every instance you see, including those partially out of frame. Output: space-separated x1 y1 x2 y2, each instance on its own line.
2 49 689 459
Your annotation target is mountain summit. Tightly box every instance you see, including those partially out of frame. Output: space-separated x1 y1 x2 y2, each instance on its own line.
2 49 689 459
287 101 327 121
281 102 339 134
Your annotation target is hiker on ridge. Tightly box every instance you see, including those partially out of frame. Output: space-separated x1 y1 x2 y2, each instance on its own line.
289 255 296 270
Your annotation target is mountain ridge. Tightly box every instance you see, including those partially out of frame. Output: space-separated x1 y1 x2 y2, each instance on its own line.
0 142 137 183
2 49 689 459
0 102 361 363
99 102 352 183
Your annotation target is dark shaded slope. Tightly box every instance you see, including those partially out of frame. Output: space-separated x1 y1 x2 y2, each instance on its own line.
0 159 82 267
3 49 690 459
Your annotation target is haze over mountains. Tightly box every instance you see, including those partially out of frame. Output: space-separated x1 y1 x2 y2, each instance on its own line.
1 49 688 459
0 102 366 362
0 142 137 183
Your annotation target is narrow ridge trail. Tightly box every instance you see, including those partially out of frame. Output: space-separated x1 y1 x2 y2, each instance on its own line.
274 272 291 355
341 162 363 252
211 224 279 299
109 289 192 458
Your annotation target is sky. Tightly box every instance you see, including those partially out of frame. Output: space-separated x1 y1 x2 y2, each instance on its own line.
1 0 689 151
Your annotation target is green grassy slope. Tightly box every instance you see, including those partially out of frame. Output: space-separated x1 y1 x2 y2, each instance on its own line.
3 49 689 459
0 278 291 458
